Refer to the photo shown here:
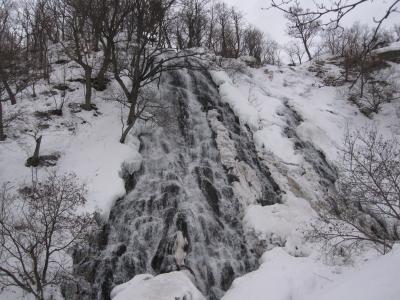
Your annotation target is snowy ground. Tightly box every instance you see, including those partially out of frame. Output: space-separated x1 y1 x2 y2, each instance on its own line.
223 245 400 300
0 60 141 215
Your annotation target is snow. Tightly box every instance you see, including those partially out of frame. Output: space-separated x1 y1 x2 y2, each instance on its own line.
214 57 400 300
306 244 400 300
373 41 400 54
110 271 205 300
244 192 315 252
2 49 400 300
0 62 141 216
223 244 400 300
222 247 338 300
55 101 141 214
210 70 260 130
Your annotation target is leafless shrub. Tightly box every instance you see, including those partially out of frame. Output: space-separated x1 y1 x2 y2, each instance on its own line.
218 58 248 82
0 173 94 300
263 38 281 66
285 41 305 65
310 127 400 255
50 66 69 116
348 68 397 116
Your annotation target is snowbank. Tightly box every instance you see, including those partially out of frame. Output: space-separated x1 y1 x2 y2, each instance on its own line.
306 244 400 300
223 245 400 300
110 272 205 300
222 247 337 300
373 41 400 54
244 193 314 254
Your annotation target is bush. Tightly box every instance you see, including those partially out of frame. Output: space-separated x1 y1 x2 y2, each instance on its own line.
348 67 397 116
311 127 400 255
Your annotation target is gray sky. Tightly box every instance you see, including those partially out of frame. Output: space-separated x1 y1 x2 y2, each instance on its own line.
223 0 399 45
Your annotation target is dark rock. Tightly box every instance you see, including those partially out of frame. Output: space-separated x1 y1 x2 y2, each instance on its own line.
25 153 60 168
220 263 235 291
114 244 127 257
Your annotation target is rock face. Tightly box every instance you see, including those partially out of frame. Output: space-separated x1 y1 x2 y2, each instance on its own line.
69 65 281 300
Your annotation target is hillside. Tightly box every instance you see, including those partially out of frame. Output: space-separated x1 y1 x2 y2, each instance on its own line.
1 45 400 299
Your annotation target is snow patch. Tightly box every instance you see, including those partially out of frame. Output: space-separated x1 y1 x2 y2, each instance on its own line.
222 247 338 300
110 271 205 300
210 70 260 130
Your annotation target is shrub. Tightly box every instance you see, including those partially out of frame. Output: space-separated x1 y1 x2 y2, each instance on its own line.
311 127 400 255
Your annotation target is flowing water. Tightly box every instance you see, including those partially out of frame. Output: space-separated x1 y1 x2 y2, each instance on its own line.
68 66 281 300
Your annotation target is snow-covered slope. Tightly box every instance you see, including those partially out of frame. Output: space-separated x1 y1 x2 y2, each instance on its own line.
0 60 141 215
222 244 400 300
210 57 400 300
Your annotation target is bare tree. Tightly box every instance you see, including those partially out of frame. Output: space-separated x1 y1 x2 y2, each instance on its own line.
175 0 209 49
263 37 281 65
111 0 200 144
230 6 244 58
19 0 53 83
48 0 96 110
0 85 23 141
321 25 347 57
311 127 400 255
243 26 265 64
282 1 321 61
0 173 94 300
0 0 24 105
206 0 216 51
215 1 234 58
25 123 43 167
270 0 400 30
89 0 131 91
349 69 397 116
270 0 400 73
285 40 305 65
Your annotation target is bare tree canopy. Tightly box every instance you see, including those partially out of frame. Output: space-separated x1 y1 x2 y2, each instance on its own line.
0 173 94 300
270 0 400 29
311 127 400 255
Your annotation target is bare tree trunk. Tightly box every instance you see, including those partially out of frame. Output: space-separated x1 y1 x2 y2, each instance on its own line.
221 24 227 57
120 87 139 144
120 106 137 144
95 47 112 91
82 67 93 110
297 53 302 65
303 38 312 61
32 135 42 164
32 82 37 98
120 121 135 144
3 80 16 105
26 136 42 167
0 100 5 141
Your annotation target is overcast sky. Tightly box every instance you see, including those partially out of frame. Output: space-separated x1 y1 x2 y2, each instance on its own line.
223 0 399 45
